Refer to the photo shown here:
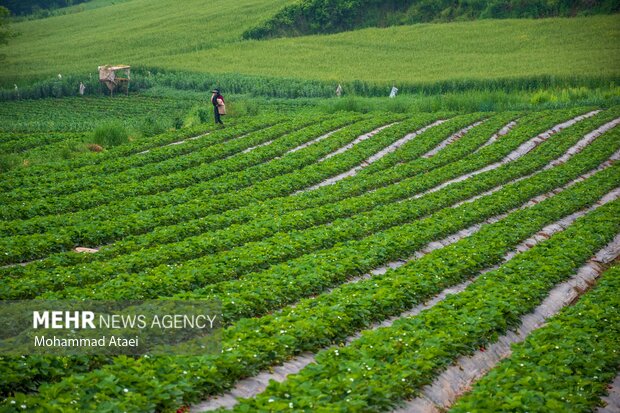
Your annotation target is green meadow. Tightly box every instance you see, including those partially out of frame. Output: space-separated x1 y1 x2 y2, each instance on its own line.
0 0 295 83
1 2 618 89
164 15 620 85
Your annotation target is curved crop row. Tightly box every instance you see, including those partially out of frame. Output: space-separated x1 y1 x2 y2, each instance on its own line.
34 109 620 300
0 112 495 275
0 115 294 204
1 114 362 217
0 114 266 191
6 140 618 412
0 98 238 182
194 165 620 412
0 114 499 290
232 199 620 412
0 109 591 266
0 115 417 263
4 160 615 402
449 264 620 413
30 120 620 304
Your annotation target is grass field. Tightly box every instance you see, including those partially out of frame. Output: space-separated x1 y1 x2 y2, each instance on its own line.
1 5 619 88
0 103 619 412
162 14 620 85
0 0 295 83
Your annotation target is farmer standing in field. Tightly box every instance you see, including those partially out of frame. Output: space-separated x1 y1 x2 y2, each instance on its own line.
211 89 226 126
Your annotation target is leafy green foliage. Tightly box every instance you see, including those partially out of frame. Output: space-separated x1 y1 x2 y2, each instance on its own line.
244 0 620 39
451 264 620 413
235 192 620 412
3 109 619 411
0 0 91 16
0 6 10 49
1 105 619 411
90 122 129 148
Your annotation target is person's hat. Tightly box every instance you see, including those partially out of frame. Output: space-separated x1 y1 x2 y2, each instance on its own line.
212 89 220 93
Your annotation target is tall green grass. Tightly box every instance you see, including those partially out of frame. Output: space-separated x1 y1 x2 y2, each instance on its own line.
1 7 618 90
0 0 295 84
161 15 620 86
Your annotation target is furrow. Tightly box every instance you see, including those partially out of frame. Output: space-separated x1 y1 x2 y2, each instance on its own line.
303 119 448 191
421 120 484 158
137 132 211 154
411 114 617 201
241 140 273 154
317 122 398 162
598 373 620 413
475 120 518 151
190 173 619 412
11 138 618 411
398 233 620 413
224 194 620 412
283 127 345 154
451 145 620 210
1 118 340 219
35 112 618 300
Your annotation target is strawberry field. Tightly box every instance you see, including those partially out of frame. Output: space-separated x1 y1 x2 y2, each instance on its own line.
1 104 619 412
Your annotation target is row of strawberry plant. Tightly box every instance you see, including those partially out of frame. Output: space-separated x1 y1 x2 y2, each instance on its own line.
0 115 288 199
5 114 402 226
32 122 620 304
0 112 494 276
0 113 476 396
450 264 620 413
3 161 613 402
0 106 588 261
0 109 596 271
0 106 588 238
1 114 546 298
233 198 620 412
8 145 618 412
0 114 230 179
0 116 251 189
104 125 618 307
0 113 494 286
1 113 363 216
0 132 88 154
1 117 466 287
1 112 331 203
0 115 420 263
15 115 515 297
35 109 620 300
290 107 595 203
175 162 620 325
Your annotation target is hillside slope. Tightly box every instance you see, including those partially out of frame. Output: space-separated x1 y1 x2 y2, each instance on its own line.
0 0 295 82
157 15 620 86
0 0 618 90
243 0 620 39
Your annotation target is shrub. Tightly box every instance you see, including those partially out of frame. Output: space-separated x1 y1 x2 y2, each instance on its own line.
91 122 129 147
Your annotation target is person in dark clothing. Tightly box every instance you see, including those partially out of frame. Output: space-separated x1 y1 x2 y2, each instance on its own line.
211 89 226 125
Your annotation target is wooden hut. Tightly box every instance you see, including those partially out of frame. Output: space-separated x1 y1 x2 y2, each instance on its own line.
98 65 131 96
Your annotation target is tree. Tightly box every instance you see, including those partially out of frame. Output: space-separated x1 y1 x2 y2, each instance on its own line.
0 6 9 46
